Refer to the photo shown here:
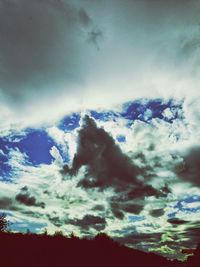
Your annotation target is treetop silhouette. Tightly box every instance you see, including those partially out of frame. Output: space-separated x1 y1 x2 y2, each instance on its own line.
0 213 8 232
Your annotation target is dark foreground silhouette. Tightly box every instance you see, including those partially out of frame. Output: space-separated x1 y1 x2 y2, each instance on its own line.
0 231 199 267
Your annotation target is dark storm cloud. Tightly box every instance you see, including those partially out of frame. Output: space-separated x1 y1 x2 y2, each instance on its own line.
45 211 63 227
0 197 13 209
16 187 45 208
63 115 165 219
48 215 63 227
182 224 200 247
71 115 140 189
79 8 92 27
22 210 43 219
167 218 189 226
169 223 200 249
0 0 199 122
0 0 101 107
176 147 200 187
71 115 161 195
70 214 106 231
114 230 162 246
110 201 143 220
110 204 124 220
149 208 165 218
110 192 147 219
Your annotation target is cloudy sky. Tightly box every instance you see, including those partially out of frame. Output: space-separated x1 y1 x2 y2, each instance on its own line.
1 0 200 261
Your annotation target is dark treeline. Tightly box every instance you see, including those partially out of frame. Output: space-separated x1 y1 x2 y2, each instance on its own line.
0 231 199 267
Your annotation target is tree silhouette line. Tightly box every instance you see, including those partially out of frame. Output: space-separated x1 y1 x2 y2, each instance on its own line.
0 214 199 267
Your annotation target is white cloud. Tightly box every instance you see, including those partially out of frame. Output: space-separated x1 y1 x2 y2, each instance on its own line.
47 126 78 164
182 202 200 210
50 146 64 167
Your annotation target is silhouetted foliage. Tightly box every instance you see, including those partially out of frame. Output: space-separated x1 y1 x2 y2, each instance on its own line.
54 230 64 237
43 228 48 235
187 243 200 267
0 230 198 267
0 213 8 232
69 232 79 240
95 232 113 242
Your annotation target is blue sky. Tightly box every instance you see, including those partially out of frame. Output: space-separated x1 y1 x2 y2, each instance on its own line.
0 98 183 179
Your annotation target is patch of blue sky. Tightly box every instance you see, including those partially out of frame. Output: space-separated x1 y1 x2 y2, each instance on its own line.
0 210 13 216
128 215 145 222
0 211 46 233
9 220 47 233
0 129 67 169
121 100 146 121
0 139 13 181
58 113 81 131
0 162 12 182
178 195 200 213
14 129 56 166
181 195 200 203
90 110 119 122
167 212 177 219
116 135 126 143
168 195 200 217
121 99 183 125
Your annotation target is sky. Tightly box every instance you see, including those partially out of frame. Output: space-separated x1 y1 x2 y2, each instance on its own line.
0 0 200 261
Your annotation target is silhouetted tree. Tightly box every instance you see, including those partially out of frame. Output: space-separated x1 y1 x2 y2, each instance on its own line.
69 232 79 240
0 213 8 232
95 232 113 242
187 243 200 267
54 230 64 237
43 228 48 235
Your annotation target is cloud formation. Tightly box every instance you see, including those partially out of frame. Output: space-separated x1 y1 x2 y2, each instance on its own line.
1 0 200 127
70 214 107 231
16 186 45 208
0 0 103 126
0 0 81 103
1 0 200 257
176 147 200 187
0 103 200 260
71 115 141 190
62 115 166 219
